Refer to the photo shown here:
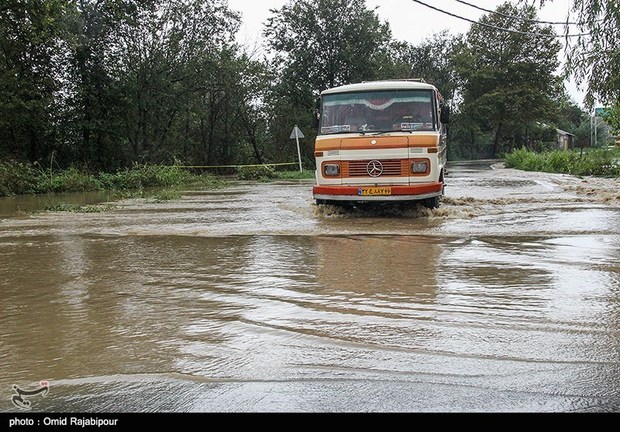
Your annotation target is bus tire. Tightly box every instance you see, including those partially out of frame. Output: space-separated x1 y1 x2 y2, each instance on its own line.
421 196 440 209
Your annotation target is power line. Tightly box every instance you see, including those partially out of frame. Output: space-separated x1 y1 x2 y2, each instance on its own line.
410 0 588 38
453 0 578 25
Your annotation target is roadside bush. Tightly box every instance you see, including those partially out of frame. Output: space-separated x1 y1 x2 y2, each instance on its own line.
0 161 42 196
274 170 316 180
125 163 194 188
237 165 277 180
39 167 99 193
505 148 542 171
96 164 196 190
505 147 620 177
1 161 222 196
544 151 579 174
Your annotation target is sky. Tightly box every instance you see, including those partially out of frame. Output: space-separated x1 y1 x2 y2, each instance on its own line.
226 0 587 106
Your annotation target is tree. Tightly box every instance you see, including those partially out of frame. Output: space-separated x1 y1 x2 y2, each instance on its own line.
1 0 276 170
455 2 562 156
0 0 69 162
532 0 620 107
110 0 242 165
555 92 587 132
390 31 462 103
264 0 393 93
58 0 155 169
263 0 395 165
227 53 273 165
603 105 620 135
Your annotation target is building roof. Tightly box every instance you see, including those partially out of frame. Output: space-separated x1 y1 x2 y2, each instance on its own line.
556 128 575 136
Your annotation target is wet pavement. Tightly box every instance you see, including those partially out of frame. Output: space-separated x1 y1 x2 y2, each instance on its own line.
1 161 619 412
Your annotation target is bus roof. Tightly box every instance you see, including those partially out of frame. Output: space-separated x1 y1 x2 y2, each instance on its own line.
321 80 437 96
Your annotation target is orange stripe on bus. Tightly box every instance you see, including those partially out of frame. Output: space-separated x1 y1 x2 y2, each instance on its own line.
315 135 440 151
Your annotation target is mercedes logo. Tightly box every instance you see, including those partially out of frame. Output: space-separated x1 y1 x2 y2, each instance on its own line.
366 160 383 177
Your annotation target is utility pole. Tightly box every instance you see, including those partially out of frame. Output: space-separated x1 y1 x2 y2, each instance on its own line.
592 107 607 148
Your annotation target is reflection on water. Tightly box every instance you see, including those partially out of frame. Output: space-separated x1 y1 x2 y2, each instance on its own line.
1 162 619 412
316 235 439 297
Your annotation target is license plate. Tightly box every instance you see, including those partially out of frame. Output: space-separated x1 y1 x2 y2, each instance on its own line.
358 187 392 196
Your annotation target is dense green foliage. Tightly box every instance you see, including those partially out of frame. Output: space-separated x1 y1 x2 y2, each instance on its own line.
603 105 620 134
535 0 620 107
454 3 562 158
0 0 270 170
2 0 614 189
264 0 392 92
505 147 620 177
391 31 462 103
262 0 398 166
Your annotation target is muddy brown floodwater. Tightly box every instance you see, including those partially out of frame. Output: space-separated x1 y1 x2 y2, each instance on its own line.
1 161 619 413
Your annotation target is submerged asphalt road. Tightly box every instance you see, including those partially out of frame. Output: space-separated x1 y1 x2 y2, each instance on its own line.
1 161 619 412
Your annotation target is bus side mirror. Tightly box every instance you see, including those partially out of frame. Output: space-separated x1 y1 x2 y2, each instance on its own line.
440 105 450 124
312 109 320 130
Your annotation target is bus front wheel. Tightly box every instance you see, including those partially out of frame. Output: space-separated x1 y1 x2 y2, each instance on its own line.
421 196 440 209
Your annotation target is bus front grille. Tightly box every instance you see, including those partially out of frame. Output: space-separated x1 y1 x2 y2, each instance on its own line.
344 160 406 177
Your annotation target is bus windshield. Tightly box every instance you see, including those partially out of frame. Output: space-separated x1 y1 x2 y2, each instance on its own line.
319 90 436 135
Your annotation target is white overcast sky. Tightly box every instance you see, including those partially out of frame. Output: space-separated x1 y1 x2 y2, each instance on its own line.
227 0 587 106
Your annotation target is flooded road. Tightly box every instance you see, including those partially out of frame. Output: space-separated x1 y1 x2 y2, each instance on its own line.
1 161 619 412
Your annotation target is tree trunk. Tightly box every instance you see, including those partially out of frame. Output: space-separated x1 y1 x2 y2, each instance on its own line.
242 111 263 164
493 121 503 157
199 117 207 165
249 129 263 164
206 94 219 165
28 124 38 162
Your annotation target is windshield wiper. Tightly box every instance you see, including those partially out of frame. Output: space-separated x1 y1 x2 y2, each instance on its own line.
324 131 358 135
360 130 391 136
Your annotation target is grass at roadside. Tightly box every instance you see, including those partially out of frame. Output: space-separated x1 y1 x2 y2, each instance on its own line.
236 165 315 181
0 160 313 201
236 164 277 180
0 162 225 197
274 170 316 180
505 147 620 177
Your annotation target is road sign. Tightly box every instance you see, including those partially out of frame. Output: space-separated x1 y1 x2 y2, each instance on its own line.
290 125 304 172
290 125 305 139
595 107 608 117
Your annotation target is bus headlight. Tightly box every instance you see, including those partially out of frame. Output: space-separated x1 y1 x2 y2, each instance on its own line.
411 160 429 174
323 163 340 177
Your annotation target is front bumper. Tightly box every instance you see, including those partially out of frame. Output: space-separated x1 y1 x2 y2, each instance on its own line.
313 182 443 202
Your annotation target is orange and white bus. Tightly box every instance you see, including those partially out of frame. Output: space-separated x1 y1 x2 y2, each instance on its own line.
313 79 449 208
